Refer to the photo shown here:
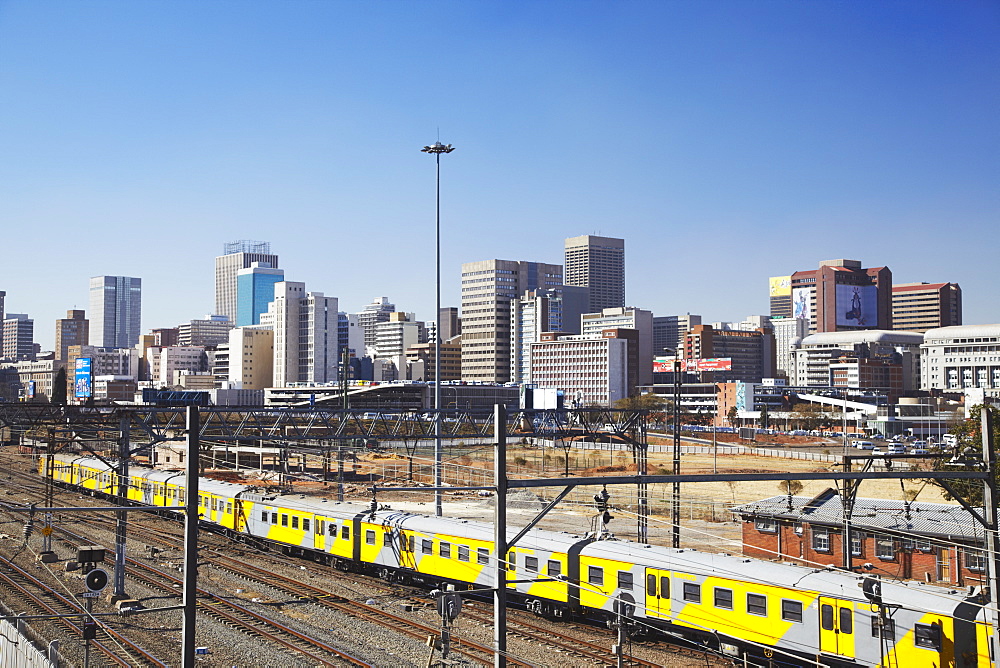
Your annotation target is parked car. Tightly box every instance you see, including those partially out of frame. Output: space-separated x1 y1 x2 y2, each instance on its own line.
911 440 929 448
853 441 875 450
910 448 930 455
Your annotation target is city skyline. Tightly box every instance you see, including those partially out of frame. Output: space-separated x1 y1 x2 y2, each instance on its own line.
1 2 996 350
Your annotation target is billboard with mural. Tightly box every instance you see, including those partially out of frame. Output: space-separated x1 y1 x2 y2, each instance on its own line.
768 275 791 297
653 357 733 373
792 287 811 325
836 284 878 327
74 358 92 399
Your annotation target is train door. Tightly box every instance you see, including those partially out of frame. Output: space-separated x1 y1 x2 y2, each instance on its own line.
234 499 248 533
314 518 327 552
644 568 672 620
818 597 855 658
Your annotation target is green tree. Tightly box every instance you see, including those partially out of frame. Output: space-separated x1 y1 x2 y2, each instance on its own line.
726 406 738 429
613 393 666 411
930 404 1000 506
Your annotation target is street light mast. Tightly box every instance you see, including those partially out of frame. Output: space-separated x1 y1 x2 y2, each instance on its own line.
421 141 455 518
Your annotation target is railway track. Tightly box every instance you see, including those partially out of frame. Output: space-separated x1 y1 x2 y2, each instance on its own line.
0 556 166 667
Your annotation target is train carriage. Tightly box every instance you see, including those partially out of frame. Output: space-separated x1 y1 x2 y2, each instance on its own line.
39 454 995 667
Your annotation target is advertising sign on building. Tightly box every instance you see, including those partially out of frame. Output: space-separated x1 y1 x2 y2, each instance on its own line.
26 381 35 399
769 275 792 297
792 287 811 326
836 284 877 327
653 357 733 373
74 358 93 399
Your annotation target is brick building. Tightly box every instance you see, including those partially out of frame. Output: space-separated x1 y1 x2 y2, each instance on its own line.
733 489 988 586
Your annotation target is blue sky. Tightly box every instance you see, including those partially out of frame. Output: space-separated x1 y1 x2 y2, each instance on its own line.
1 0 997 350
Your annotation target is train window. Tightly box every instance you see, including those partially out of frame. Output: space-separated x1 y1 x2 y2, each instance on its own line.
507 551 516 571
281 514 288 527
747 593 767 616
329 524 337 537
821 604 834 630
179 490 185 503
292 517 299 529
781 599 803 622
408 535 416 553
422 539 433 554
524 556 538 573
458 546 470 562
261 511 269 522
271 513 278 525
646 575 656 597
226 503 233 514
682 583 701 603
839 607 853 634
659 576 670 599
547 560 560 577
316 520 323 535
341 526 350 540
384 532 393 546
876 538 896 560
714 587 733 610
588 566 604 586
618 572 633 590
870 615 894 640
440 542 451 559
478 548 490 565
303 519 310 532
365 530 376 545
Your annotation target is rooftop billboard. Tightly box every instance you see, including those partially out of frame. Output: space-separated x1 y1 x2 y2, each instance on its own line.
769 275 792 297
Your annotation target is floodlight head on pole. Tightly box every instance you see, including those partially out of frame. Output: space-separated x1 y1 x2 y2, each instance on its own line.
422 142 456 154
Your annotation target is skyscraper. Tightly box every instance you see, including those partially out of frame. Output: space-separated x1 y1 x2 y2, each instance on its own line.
2 313 34 361
236 262 284 326
891 282 962 333
356 297 396 352
460 259 563 382
262 282 338 387
55 310 89 362
215 240 279 324
89 276 141 348
564 235 625 313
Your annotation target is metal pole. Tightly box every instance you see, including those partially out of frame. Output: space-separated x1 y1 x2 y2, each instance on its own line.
434 150 443 518
672 360 681 548
113 414 129 599
181 406 201 668
493 403 507 668
980 407 1000 664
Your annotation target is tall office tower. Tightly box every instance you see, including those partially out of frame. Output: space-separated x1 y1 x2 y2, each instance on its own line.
151 328 179 347
263 282 338 387
438 307 462 342
338 312 364 359
373 312 427 360
55 310 89 362
236 262 284 326
460 259 563 383
652 314 702 356
356 297 396 352
2 314 34 361
0 291 5 321
892 282 962 333
89 276 142 348
564 235 625 313
214 240 279 324
581 307 654 386
769 259 892 334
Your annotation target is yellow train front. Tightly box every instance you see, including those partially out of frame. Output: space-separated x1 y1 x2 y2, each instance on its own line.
42 454 994 667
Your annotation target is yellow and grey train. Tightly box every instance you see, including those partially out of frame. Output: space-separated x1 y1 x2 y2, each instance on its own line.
43 454 994 667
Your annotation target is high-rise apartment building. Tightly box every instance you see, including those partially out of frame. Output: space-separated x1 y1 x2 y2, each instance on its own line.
228 327 275 390
2 314 34 361
89 275 142 348
770 259 891 334
564 235 625 313
373 312 427 360
510 289 568 384
460 259 562 383
262 282 339 387
770 317 809 379
55 310 89 362
892 282 962 333
529 328 638 406
357 297 396 352
236 262 284 326
214 241 279 324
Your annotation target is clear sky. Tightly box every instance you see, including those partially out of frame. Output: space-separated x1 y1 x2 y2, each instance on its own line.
1 0 997 350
